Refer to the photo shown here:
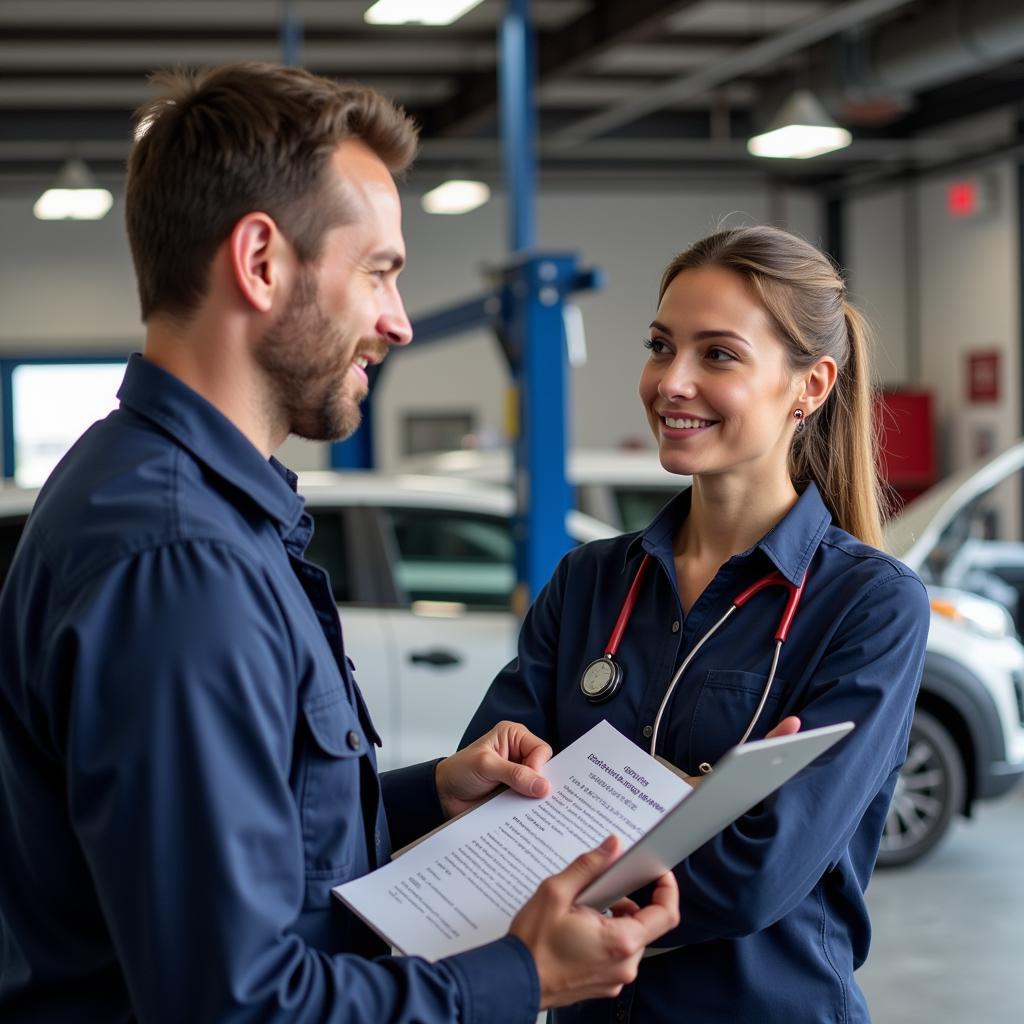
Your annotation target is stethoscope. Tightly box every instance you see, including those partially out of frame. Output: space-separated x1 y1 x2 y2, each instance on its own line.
579 554 807 773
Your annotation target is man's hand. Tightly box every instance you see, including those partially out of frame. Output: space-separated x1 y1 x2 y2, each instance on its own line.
435 721 553 819
510 835 680 1008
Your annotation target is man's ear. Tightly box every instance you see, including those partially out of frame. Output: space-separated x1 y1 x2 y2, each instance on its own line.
227 212 291 313
798 356 838 414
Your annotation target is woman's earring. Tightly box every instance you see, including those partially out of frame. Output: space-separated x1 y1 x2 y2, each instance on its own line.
793 408 805 433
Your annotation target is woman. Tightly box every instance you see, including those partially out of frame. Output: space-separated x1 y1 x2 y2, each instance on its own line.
462 225 930 1023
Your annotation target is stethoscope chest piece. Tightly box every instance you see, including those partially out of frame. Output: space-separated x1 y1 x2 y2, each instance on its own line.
580 655 623 703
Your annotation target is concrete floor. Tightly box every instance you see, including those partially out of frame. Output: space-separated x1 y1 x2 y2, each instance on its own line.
858 786 1024 1023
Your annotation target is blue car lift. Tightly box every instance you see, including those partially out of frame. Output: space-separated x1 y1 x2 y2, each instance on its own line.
332 0 603 603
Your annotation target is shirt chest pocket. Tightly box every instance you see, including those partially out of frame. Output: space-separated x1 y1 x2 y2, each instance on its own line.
298 690 369 883
687 669 785 771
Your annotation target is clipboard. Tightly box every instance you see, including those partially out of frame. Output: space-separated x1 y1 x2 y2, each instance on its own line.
577 721 854 910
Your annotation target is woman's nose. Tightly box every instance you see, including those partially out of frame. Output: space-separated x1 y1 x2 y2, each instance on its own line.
658 355 698 400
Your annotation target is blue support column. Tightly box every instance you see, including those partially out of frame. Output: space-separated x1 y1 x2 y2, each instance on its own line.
1 361 15 479
504 257 577 597
279 0 302 67
500 0 537 254
330 401 374 469
500 0 575 602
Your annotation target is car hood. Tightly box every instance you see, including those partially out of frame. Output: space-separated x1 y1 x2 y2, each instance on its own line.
885 438 1024 570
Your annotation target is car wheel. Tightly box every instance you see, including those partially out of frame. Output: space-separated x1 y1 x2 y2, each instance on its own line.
876 709 966 868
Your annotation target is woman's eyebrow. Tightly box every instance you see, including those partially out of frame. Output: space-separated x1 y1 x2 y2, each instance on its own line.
649 321 752 349
694 329 752 349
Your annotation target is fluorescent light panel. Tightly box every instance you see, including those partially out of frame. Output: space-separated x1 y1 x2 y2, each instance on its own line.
364 0 485 26
747 124 851 160
33 157 114 220
34 188 113 220
747 88 852 160
421 179 490 215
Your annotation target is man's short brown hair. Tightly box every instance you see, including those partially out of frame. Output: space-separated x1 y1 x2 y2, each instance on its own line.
125 62 419 322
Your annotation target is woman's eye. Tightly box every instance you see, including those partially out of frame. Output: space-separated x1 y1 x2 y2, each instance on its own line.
706 347 736 363
643 337 669 355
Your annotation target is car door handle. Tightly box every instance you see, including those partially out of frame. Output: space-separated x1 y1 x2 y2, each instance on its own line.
408 648 462 668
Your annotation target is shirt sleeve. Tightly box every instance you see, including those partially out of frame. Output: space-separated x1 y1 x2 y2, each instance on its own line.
657 570 930 945
55 539 538 1024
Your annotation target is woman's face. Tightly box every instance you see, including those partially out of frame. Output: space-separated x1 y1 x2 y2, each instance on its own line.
639 265 802 483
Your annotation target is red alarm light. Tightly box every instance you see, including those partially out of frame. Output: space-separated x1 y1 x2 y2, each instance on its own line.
947 179 978 218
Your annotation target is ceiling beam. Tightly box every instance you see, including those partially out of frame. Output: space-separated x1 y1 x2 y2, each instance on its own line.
548 0 917 148
422 0 702 139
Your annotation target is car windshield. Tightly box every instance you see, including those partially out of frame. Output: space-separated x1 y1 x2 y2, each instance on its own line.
920 465 1024 630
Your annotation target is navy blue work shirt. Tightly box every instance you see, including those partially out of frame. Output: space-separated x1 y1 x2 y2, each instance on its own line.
462 484 930 1024
0 355 538 1023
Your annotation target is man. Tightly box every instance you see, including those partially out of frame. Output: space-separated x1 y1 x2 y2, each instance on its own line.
0 64 677 1022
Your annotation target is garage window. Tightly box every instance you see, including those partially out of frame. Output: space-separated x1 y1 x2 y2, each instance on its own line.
2 358 128 486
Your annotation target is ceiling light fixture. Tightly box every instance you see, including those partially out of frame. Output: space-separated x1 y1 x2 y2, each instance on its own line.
747 89 852 160
364 0 485 26
33 158 113 220
421 179 491 215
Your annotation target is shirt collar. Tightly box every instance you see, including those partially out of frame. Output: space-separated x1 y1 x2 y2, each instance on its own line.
117 353 306 532
628 481 832 586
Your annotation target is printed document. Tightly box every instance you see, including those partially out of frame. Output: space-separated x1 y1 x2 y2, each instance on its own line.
333 719 691 961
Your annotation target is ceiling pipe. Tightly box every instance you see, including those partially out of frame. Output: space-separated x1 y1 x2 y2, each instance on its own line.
834 0 1024 101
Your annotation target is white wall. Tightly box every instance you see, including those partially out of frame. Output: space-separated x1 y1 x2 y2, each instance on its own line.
917 160 1020 472
845 187 910 386
845 155 1021 478
0 197 141 352
0 181 822 473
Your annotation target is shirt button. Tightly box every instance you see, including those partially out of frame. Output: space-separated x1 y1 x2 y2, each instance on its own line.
346 730 362 751
671 620 680 633
615 1005 626 1022
642 725 653 738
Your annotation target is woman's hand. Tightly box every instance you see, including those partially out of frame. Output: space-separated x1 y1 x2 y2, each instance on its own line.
685 715 802 789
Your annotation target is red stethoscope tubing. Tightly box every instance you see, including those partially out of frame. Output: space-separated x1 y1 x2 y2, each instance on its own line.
604 555 806 655
599 556 808 766
603 554 653 656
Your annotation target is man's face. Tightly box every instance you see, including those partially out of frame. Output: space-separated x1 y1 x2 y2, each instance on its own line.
255 140 411 443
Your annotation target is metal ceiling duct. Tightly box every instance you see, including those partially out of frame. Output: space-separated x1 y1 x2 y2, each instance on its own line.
838 0 1024 102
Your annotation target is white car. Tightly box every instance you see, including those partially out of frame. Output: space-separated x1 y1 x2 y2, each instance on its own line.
881 442 1024 864
398 447 684 532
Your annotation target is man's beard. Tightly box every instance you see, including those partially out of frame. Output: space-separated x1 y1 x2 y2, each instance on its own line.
254 267 361 443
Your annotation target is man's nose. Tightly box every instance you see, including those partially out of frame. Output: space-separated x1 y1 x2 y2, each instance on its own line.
379 289 412 347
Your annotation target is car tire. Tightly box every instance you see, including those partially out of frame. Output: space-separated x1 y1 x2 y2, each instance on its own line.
876 709 966 868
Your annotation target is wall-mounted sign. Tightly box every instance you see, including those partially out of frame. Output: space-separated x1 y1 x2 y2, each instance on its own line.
967 349 1000 404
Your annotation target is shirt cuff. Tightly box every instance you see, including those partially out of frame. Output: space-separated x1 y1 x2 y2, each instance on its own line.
444 935 540 1024
380 758 446 851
